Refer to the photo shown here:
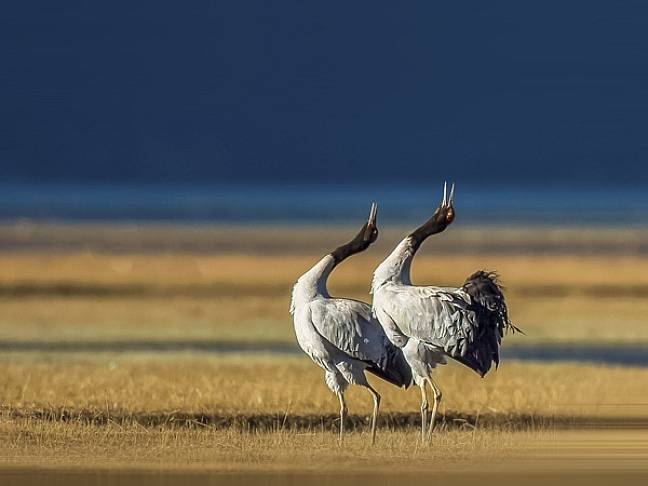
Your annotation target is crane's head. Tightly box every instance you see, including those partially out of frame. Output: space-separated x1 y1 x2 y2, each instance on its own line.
350 202 379 249
360 202 379 245
430 181 455 231
331 203 379 263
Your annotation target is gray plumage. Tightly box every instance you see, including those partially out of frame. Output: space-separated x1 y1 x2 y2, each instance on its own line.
373 267 512 378
290 204 411 443
293 291 412 390
371 183 516 441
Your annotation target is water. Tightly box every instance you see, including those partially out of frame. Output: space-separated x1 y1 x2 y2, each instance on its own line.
1 182 648 226
501 345 648 367
1 341 646 367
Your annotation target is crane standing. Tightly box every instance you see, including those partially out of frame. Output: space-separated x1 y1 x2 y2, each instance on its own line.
291 203 412 444
371 184 517 441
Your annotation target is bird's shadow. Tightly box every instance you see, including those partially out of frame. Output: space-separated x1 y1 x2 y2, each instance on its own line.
5 408 646 432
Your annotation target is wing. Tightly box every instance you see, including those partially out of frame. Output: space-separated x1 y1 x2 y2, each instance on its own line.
381 284 502 376
308 298 412 387
309 298 389 363
382 285 471 346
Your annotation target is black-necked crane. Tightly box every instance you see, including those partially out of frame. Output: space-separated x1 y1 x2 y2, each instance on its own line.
371 183 517 441
290 203 412 444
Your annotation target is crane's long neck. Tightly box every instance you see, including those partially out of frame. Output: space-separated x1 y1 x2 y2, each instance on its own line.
372 236 416 290
372 215 446 291
290 231 370 312
408 212 446 253
291 254 336 312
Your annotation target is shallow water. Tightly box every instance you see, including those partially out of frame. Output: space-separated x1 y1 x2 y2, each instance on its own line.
3 182 648 226
0 340 646 367
502 345 648 366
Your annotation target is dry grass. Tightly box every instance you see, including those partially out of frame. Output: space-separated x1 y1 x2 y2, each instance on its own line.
1 253 648 344
0 356 646 472
1 424 647 478
1 355 647 420
0 231 646 474
0 421 593 472
4 252 648 288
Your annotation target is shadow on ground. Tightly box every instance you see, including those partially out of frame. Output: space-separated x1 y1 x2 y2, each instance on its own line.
3 407 647 432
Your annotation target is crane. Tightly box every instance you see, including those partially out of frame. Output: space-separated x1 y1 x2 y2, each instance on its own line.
290 203 412 444
371 183 517 441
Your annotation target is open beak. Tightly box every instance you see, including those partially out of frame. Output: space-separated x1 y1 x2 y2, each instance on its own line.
441 181 455 208
368 202 378 226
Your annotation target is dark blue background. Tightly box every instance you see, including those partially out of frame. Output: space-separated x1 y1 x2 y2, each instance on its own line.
2 2 647 184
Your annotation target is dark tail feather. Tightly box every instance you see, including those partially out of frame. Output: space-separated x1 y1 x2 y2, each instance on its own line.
366 344 412 389
460 270 517 377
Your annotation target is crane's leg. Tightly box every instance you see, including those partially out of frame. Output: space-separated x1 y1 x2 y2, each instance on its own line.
336 391 348 443
426 378 443 441
419 383 429 443
366 385 381 445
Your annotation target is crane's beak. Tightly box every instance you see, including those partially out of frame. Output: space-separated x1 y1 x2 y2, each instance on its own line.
368 202 378 226
440 181 455 208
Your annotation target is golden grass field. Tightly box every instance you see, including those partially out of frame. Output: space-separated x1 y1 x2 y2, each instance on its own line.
2 251 648 345
0 224 647 481
0 355 647 473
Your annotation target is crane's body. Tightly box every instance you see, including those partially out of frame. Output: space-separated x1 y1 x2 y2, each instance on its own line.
291 254 412 393
371 184 514 440
290 204 411 443
372 238 509 377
